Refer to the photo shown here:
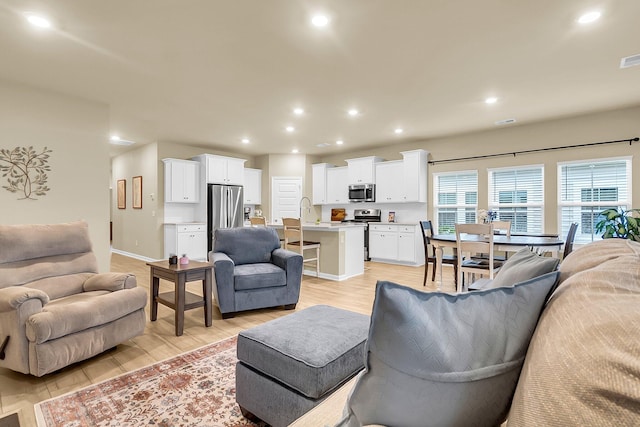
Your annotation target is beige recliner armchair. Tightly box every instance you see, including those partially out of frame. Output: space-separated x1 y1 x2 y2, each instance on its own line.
0 221 147 376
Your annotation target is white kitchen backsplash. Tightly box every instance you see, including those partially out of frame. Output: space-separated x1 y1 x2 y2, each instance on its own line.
164 203 197 223
321 203 427 224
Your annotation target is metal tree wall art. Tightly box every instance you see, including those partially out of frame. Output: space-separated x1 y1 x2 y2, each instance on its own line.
0 146 52 200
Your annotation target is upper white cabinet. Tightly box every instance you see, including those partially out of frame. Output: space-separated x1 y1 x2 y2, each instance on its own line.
346 156 384 184
326 167 349 204
374 150 428 203
400 149 428 203
312 163 334 205
375 161 403 203
163 158 199 203
193 154 246 185
244 168 262 205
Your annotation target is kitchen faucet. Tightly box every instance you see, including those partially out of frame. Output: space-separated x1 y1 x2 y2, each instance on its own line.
299 196 312 221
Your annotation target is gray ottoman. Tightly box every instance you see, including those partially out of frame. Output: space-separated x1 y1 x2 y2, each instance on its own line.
236 305 370 427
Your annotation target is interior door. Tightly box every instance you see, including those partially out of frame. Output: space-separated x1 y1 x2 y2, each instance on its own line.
271 177 302 224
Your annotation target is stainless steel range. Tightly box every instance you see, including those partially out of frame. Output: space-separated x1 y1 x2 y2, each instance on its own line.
342 208 381 261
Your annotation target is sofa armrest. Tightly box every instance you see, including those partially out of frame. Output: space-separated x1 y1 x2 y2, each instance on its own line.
0 287 49 312
272 248 303 290
211 252 236 315
83 273 137 292
0 287 48 374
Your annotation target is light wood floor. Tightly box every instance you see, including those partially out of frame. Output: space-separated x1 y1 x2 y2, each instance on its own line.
0 253 457 426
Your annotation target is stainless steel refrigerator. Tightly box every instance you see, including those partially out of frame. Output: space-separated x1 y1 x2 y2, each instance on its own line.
207 184 244 252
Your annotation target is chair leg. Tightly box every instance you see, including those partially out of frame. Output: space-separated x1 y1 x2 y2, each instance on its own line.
431 258 437 282
316 247 320 277
453 263 458 286
423 262 428 286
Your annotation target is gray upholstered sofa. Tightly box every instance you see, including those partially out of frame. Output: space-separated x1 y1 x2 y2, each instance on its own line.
0 221 147 377
334 239 640 426
209 227 303 318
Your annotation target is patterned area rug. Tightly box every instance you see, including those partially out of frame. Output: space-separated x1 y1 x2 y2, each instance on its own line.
34 336 266 427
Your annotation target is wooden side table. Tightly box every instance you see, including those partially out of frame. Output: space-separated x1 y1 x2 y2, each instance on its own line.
147 260 213 336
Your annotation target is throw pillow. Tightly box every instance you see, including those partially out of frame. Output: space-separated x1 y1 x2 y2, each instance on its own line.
337 275 558 427
487 247 559 289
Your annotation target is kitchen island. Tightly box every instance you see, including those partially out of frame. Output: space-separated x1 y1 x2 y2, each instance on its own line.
268 222 366 281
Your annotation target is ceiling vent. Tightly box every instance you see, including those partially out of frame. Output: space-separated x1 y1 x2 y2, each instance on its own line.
495 118 517 125
620 53 640 69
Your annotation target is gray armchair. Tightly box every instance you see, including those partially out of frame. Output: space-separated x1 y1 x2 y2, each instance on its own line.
210 227 303 318
0 221 147 376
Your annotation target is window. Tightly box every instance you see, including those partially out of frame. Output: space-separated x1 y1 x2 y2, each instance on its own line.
488 165 544 233
433 171 478 233
558 157 631 244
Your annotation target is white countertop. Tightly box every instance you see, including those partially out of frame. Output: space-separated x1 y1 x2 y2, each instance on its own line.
369 222 417 226
268 222 366 231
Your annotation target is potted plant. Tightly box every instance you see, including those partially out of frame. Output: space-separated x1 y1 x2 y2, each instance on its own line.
594 207 640 241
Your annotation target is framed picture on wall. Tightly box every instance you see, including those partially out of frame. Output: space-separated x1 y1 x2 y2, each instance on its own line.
132 176 142 209
117 179 126 209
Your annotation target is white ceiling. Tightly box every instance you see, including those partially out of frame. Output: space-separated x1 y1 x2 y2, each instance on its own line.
1 0 639 157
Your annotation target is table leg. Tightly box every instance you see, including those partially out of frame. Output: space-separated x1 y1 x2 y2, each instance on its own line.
150 274 159 321
203 269 212 327
175 274 186 336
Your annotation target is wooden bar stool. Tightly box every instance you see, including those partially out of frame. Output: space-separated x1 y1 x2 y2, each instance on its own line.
282 217 320 277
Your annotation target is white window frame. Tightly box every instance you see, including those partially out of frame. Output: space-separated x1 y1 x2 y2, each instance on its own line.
488 164 545 233
557 156 632 244
433 170 478 234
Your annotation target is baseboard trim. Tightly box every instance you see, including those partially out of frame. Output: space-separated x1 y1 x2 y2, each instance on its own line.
110 248 158 263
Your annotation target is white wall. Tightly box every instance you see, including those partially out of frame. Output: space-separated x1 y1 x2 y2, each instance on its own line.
0 79 111 271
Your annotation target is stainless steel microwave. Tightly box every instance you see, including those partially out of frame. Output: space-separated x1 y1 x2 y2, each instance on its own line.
348 184 375 202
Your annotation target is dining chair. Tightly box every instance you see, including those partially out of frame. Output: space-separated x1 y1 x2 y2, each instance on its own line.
419 220 458 287
487 220 511 261
455 223 503 292
249 216 267 226
563 222 579 259
283 217 320 277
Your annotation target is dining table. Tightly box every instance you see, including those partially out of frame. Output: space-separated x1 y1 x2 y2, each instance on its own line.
430 233 564 291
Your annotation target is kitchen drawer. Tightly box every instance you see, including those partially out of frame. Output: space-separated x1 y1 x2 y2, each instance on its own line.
397 225 416 233
177 224 206 233
370 224 398 232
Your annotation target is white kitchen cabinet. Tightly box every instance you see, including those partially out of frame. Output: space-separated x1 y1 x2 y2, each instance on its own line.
312 163 334 205
163 159 199 203
398 230 417 263
326 167 349 204
243 168 262 204
400 149 428 203
199 154 246 185
369 224 399 260
375 161 403 203
374 150 428 203
164 223 207 261
369 223 424 265
346 156 384 184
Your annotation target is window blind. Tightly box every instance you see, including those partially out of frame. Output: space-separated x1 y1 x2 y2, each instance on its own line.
558 157 631 244
433 171 478 233
488 165 544 233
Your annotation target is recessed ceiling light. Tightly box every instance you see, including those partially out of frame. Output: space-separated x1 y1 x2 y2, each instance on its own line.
241 138 250 144
285 126 295 132
293 108 304 116
292 149 299 154
25 13 51 29
495 118 517 126
578 11 601 24
336 140 344 145
348 109 359 117
485 97 498 104
311 14 330 27
109 135 135 146
394 128 404 134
